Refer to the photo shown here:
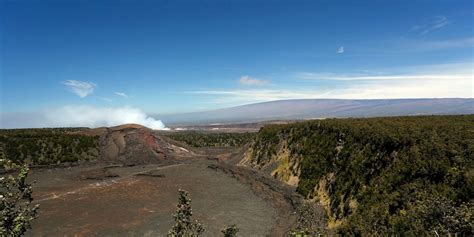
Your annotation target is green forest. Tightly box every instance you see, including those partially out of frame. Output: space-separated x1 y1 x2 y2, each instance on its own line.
1 116 473 235
0 128 99 166
166 132 255 147
247 115 473 235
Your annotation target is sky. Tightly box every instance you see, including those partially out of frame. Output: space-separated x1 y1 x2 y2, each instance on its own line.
0 0 473 128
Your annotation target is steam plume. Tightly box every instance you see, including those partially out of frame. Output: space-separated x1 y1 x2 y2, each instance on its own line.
1 106 168 130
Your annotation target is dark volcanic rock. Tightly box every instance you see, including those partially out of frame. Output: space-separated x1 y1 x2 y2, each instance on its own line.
78 168 119 180
134 170 165 178
81 124 186 165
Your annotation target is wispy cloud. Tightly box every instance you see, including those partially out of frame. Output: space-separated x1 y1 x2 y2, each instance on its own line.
190 63 472 105
411 15 449 35
192 73 471 104
239 75 269 86
412 37 474 51
114 92 129 98
337 46 344 54
297 72 469 81
321 76 471 99
191 89 316 103
62 80 96 98
295 64 472 99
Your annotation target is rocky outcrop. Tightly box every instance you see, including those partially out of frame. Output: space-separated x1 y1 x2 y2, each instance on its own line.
83 124 187 165
239 126 300 187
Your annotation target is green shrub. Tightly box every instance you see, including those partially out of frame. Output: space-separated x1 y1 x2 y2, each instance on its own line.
221 224 239 237
0 163 39 236
168 189 205 237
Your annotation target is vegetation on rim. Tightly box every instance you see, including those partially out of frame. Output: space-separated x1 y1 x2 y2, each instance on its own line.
245 115 474 235
0 128 99 166
165 132 255 148
2 115 472 235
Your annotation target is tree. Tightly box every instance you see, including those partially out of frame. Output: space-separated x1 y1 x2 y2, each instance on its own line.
221 224 239 237
290 201 326 236
168 189 205 237
0 163 39 236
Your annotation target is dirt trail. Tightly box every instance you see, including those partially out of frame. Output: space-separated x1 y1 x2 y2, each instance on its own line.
33 164 185 203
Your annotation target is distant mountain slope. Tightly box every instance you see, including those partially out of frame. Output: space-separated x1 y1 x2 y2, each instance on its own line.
158 98 474 125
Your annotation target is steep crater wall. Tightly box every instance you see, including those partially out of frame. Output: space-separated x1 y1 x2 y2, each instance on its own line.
241 115 474 235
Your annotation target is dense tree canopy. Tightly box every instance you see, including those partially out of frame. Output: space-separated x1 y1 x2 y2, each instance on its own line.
247 115 474 235
166 132 254 148
0 128 99 166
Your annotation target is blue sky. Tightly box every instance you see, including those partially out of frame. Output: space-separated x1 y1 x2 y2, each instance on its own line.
0 0 473 127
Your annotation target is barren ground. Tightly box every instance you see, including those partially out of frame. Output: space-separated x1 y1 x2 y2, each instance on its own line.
27 146 299 237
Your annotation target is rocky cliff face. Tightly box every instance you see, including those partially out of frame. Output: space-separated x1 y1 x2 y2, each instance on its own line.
240 116 474 235
240 129 300 186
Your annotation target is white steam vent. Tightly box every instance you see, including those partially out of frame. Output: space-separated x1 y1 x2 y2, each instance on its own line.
40 105 169 130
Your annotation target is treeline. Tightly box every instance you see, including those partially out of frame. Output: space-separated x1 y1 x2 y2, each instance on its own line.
166 132 255 148
0 128 99 166
246 115 474 235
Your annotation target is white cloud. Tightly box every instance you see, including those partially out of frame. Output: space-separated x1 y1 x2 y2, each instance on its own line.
62 80 96 98
322 77 471 99
190 63 472 105
1 106 168 130
296 68 472 99
337 46 344 54
114 92 129 98
414 37 474 51
297 72 469 81
411 15 449 35
192 73 471 104
191 89 316 103
298 62 474 82
239 75 269 86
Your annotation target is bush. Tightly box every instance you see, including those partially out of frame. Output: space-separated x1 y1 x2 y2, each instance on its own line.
0 163 39 236
168 189 205 237
221 224 239 237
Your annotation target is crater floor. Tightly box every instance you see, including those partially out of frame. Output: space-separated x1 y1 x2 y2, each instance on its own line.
28 157 277 237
